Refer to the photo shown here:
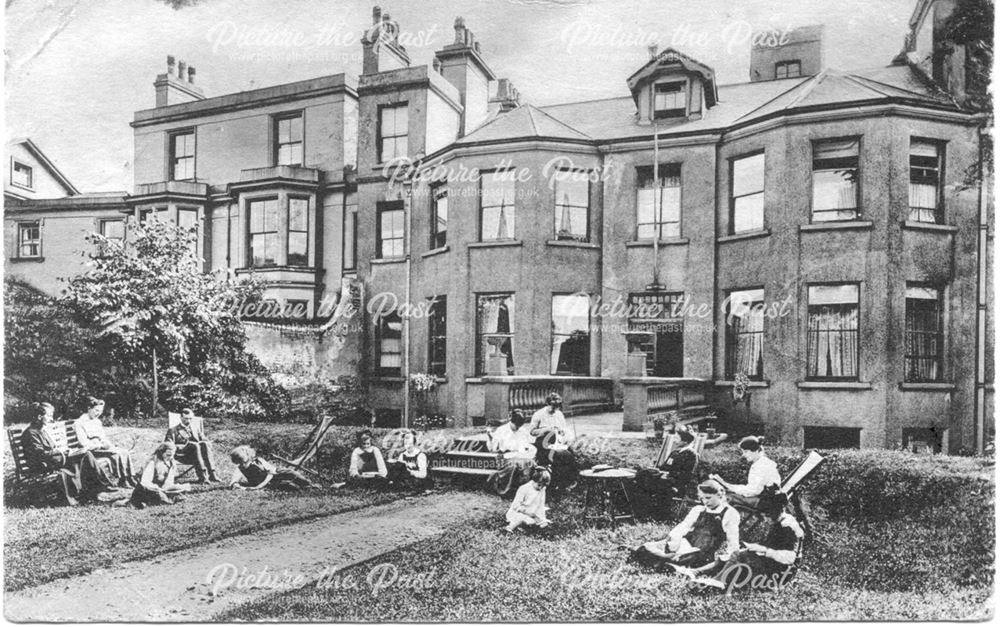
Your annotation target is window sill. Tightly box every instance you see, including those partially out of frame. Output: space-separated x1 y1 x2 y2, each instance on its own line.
236 265 317 273
714 380 770 388
627 238 689 248
899 382 956 391
421 245 450 259
797 381 872 390
800 220 873 233
546 239 600 249
718 229 770 243
371 376 405 382
370 257 407 266
469 240 523 249
902 221 958 234
8 256 44 263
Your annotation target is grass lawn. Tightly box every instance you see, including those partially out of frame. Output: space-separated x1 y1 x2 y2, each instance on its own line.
218 498 994 622
3 419 437 592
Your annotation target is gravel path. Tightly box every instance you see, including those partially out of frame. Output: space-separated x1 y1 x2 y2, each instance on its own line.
4 491 501 622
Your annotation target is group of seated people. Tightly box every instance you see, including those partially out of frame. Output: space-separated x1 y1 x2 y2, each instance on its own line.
629 436 804 592
331 428 431 491
20 400 323 507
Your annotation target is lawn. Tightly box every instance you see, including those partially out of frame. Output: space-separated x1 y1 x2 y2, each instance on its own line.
217 495 994 622
2 419 449 591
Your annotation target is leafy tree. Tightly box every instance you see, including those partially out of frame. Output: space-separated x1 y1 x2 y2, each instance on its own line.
61 217 289 420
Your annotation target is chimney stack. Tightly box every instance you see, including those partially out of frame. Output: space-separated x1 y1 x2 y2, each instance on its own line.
434 16 497 135
749 25 824 82
361 5 410 74
489 78 520 114
154 54 205 107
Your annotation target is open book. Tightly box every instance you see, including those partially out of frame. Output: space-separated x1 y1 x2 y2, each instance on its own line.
668 563 726 589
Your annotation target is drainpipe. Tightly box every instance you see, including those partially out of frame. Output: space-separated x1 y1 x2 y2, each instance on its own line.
402 178 414 429
973 123 990 454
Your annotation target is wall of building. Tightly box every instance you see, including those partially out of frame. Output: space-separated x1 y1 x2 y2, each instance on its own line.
133 92 355 187
5 144 73 199
4 207 126 295
711 111 984 451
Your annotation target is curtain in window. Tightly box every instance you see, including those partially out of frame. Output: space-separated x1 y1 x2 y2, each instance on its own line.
734 305 764 377
905 289 941 381
807 306 859 378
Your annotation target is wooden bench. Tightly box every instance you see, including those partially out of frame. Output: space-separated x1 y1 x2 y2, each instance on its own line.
7 421 86 504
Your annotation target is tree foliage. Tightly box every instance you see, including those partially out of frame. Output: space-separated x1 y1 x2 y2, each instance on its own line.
55 217 290 420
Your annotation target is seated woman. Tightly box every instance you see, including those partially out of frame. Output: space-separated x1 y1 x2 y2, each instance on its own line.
709 436 781 510
486 410 536 496
228 445 317 491
73 397 136 488
701 492 805 592
529 393 577 483
386 430 431 491
130 442 190 508
334 430 388 488
633 480 740 571
505 467 551 533
21 402 119 505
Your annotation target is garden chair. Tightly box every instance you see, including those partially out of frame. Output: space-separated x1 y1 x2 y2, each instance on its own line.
734 450 826 541
271 414 336 486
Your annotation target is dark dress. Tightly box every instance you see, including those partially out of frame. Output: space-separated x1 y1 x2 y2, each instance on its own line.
673 504 737 568
387 450 431 490
731 518 802 581
21 424 115 505
238 458 314 491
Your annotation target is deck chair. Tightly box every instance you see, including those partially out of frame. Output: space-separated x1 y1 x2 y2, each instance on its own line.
271 414 336 486
735 450 826 541
167 412 208 480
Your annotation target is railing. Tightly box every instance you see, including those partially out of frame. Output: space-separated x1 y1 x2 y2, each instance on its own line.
508 377 615 417
466 376 616 423
621 377 712 431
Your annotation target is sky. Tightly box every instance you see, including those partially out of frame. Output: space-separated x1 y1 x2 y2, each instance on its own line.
6 0 918 192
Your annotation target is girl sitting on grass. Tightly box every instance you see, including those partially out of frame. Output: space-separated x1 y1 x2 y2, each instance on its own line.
333 430 388 489
504 467 551 533
633 479 740 571
228 445 318 491
386 430 431 491
129 442 190 508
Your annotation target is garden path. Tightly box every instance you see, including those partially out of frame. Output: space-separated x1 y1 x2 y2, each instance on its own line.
4 491 500 622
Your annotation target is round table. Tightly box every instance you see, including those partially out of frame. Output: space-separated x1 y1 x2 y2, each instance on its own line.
579 468 637 527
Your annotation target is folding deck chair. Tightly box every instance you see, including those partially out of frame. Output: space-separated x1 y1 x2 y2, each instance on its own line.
734 450 826 540
271 414 337 486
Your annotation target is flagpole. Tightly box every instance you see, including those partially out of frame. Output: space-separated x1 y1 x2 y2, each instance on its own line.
650 120 662 291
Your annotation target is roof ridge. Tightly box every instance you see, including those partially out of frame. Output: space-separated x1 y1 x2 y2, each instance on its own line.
784 69 830 109
541 95 632 108
730 76 813 124
846 72 941 100
524 105 540 135
526 105 593 140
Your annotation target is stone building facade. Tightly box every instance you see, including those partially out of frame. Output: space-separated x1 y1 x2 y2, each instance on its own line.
5 0 993 451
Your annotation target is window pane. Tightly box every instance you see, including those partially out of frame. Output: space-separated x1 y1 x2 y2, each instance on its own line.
906 286 938 300
808 284 858 305
289 198 308 231
288 116 303 142
264 200 279 231
733 194 764 232
178 209 198 231
343 208 357 270
551 294 590 376
733 153 765 196
101 220 124 240
288 232 308 266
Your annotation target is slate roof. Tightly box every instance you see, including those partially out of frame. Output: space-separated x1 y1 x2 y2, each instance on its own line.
455 65 957 146
454 104 592 145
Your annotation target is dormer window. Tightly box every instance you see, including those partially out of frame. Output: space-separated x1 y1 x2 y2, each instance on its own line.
775 60 802 79
627 48 717 125
653 81 687 119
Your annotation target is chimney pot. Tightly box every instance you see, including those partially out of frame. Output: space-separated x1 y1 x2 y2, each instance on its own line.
167 55 176 74
188 66 196 83
648 44 658 60
474 41 481 53
372 6 381 25
178 60 186 80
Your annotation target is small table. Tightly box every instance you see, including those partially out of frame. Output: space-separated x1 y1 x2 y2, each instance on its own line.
579 468 637 527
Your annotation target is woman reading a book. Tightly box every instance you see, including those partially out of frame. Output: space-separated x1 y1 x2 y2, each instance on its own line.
633 479 740 571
